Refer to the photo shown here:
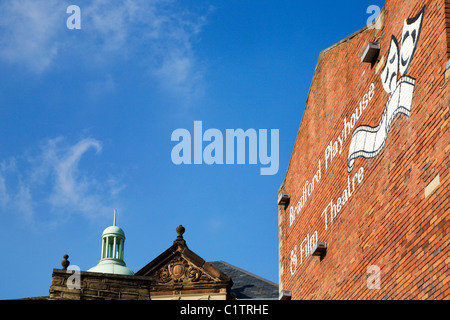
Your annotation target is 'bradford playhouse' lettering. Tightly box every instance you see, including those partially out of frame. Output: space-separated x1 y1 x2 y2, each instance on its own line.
325 83 374 170
289 83 375 226
171 121 279 175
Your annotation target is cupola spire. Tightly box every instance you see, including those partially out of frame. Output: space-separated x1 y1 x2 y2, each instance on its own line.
88 209 134 275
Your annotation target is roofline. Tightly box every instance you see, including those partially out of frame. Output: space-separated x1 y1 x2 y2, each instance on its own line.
210 260 278 286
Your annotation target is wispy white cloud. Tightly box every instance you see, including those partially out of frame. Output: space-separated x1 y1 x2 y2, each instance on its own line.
0 159 16 208
0 176 10 208
0 0 210 98
0 0 62 73
0 137 125 226
48 138 102 207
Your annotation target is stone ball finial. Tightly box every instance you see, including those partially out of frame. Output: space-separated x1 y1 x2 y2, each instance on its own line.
61 254 70 270
174 225 186 246
176 225 185 238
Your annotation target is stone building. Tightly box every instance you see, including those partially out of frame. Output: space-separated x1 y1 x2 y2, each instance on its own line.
47 215 278 300
278 0 449 299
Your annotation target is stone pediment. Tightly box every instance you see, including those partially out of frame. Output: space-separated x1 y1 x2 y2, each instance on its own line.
135 226 232 287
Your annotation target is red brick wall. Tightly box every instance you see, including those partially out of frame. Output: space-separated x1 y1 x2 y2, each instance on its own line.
279 0 449 300
447 0 450 58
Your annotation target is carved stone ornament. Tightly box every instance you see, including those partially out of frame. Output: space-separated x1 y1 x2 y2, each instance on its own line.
157 267 171 283
171 263 185 281
156 257 209 284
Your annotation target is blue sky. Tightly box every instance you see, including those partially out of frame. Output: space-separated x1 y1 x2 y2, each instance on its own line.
0 0 384 299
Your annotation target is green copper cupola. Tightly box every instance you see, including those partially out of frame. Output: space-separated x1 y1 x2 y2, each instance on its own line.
88 210 134 275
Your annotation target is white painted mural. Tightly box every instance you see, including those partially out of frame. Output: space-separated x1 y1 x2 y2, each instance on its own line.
347 8 424 173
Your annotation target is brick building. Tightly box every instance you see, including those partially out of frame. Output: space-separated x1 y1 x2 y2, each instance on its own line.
278 0 449 299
